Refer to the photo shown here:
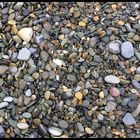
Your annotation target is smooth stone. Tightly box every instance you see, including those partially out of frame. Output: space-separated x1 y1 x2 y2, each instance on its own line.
17 95 24 107
8 119 17 128
17 48 31 60
0 102 9 109
0 79 3 86
88 48 95 56
123 113 136 125
129 93 138 100
35 34 43 44
39 124 48 137
132 104 140 117
25 89 32 97
122 98 131 106
40 51 49 62
49 70 55 79
77 123 84 132
97 113 104 121
131 79 140 90
44 91 51 100
0 126 5 138
14 2 24 10
33 118 41 126
3 96 13 102
106 101 116 111
128 101 137 109
108 41 120 54
48 126 62 136
121 41 134 59
0 65 8 74
134 74 140 81
104 75 120 84
59 101 64 112
18 28 33 42
134 48 140 60
85 127 94 134
22 112 32 119
32 108 41 118
59 120 68 129
17 123 29 130
67 74 76 82
109 87 120 97
136 67 140 74
24 74 34 82
41 71 49 80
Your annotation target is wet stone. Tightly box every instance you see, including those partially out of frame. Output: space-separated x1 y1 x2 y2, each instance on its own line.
0 102 9 109
131 79 140 90
123 113 136 125
48 126 62 136
108 41 120 54
0 125 5 138
67 74 76 82
59 120 69 129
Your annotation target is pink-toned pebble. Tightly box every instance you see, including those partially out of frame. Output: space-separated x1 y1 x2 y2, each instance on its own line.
109 87 120 97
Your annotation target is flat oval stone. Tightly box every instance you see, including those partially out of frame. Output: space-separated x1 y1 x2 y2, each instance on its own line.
59 120 68 129
0 65 8 74
17 123 29 130
0 102 9 109
109 87 120 97
131 79 140 90
104 75 120 84
48 126 62 136
123 113 136 125
121 41 134 59
3 96 13 102
67 74 76 82
22 112 32 119
25 89 32 97
108 41 120 54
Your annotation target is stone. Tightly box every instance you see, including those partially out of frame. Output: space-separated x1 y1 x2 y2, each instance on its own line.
121 41 134 59
0 126 5 138
97 113 104 121
35 34 43 44
33 118 41 126
134 74 140 81
3 96 13 102
67 74 76 82
75 92 83 100
136 67 140 74
40 51 49 62
44 91 51 100
108 41 120 54
132 104 140 117
59 120 68 129
17 95 24 107
18 28 33 42
0 102 9 109
85 127 94 134
0 65 8 74
32 108 41 118
123 113 136 125
22 112 32 119
0 79 3 86
88 48 95 56
129 93 138 100
17 48 31 60
77 123 84 132
25 89 32 97
14 2 24 10
77 2 85 7
17 123 29 130
39 124 48 137
48 126 62 136
99 91 105 99
131 79 140 90
104 75 120 84
128 101 137 109
105 101 116 112
109 87 120 97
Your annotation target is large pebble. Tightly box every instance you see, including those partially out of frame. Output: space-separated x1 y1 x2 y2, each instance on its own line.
0 102 9 109
121 41 134 59
18 28 33 42
123 113 136 125
39 124 48 137
104 75 120 84
40 51 49 62
108 41 120 54
17 48 31 60
67 74 76 82
22 112 32 119
48 126 62 136
25 89 32 97
0 65 8 74
0 125 5 138
136 67 140 74
131 79 140 90
3 96 13 102
109 87 120 97
59 120 68 129
132 104 140 117
17 123 29 130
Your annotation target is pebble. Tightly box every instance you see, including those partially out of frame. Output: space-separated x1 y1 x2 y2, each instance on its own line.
17 123 29 130
75 92 83 100
48 126 62 136
104 75 120 84
14 2 24 10
22 112 32 119
128 101 137 109
77 123 84 132
17 48 31 60
131 79 140 90
132 104 140 117
0 102 9 109
136 67 140 74
97 113 104 121
121 41 134 59
18 28 33 42
134 74 140 81
0 125 5 138
44 91 51 100
67 74 76 82
105 101 116 112
39 124 48 137
123 113 136 125
108 41 120 54
88 48 95 56
32 108 41 118
25 89 32 97
59 120 69 129
40 51 49 62
35 34 43 44
85 127 94 134
109 87 120 97
3 96 13 102
0 79 3 86
0 65 8 74
99 91 105 99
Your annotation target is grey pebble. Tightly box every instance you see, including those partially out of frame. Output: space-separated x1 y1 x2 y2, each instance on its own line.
40 51 49 62
136 67 140 74
24 74 34 82
108 41 120 54
3 96 13 102
121 41 134 59
77 123 84 132
67 74 76 82
22 112 32 119
39 124 48 137
48 126 62 136
32 108 41 118
0 102 9 109
0 125 5 138
25 89 32 97
123 113 136 125
59 120 68 129
131 79 140 90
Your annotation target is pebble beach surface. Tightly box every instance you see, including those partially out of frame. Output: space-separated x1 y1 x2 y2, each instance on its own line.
0 2 140 138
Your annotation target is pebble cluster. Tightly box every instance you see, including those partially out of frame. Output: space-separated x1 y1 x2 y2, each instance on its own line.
0 2 140 138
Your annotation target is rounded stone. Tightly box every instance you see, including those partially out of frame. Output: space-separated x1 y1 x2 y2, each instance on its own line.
48 127 62 136
108 41 120 54
59 120 69 129
104 75 120 84
17 123 29 130
109 87 120 97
